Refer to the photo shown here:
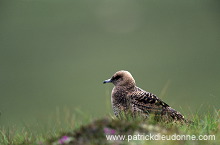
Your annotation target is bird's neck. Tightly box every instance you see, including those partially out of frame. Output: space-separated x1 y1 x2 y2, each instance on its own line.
114 84 135 92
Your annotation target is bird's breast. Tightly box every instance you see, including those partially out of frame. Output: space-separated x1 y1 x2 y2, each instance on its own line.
111 87 130 107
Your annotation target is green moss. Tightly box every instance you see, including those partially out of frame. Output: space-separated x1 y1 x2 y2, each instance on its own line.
0 110 219 145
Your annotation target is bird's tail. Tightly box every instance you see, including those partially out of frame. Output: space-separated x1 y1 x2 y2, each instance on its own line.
162 107 188 123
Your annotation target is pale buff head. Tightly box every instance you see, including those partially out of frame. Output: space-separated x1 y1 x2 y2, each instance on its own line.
103 70 136 87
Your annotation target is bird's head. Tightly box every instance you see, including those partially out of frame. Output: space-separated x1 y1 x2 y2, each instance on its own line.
103 70 136 87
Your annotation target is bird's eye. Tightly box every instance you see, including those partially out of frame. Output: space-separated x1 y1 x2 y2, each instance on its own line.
114 75 121 80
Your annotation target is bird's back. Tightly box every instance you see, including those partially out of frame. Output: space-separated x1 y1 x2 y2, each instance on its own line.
112 86 186 122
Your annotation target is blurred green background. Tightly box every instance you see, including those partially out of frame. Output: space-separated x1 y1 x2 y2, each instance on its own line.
0 0 219 126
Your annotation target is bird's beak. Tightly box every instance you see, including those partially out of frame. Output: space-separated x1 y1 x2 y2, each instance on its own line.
103 78 112 84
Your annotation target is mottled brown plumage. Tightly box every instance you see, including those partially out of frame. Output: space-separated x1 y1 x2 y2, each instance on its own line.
103 70 186 122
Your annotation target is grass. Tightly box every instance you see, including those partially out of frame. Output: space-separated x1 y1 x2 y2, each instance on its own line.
0 108 219 145
0 107 93 145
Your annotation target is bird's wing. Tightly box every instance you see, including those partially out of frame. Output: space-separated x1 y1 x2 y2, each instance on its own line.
129 87 169 115
129 87 186 121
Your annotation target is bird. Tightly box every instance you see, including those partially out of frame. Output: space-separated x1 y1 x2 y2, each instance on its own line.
103 70 187 122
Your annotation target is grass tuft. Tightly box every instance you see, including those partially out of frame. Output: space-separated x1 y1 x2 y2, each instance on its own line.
0 109 219 145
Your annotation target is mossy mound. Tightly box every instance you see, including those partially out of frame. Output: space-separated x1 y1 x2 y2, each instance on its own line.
48 117 180 145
